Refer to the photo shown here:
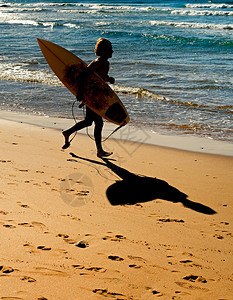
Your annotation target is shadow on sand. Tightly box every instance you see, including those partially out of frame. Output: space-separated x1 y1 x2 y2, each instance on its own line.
69 153 216 215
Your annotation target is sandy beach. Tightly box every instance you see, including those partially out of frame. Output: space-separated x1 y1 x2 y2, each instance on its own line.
0 117 233 300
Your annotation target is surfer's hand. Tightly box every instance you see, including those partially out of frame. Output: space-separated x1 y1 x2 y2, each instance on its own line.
76 93 84 108
109 77 115 84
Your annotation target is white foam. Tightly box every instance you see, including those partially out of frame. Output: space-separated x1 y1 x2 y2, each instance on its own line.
0 14 61 29
172 9 233 17
58 9 97 14
64 23 81 29
0 62 61 85
71 3 156 12
150 20 233 31
112 84 165 100
4 19 39 26
40 21 57 29
23 2 73 7
95 21 113 27
0 6 44 12
186 3 233 9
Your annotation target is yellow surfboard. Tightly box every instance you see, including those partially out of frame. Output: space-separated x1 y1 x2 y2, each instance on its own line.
37 38 129 126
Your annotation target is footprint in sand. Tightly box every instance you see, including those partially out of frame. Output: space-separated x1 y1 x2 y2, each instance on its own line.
108 255 124 261
33 266 67 277
37 246 52 251
57 233 69 239
220 221 229 226
103 234 126 242
31 221 48 231
158 218 185 223
72 264 85 270
128 255 147 263
175 281 209 291
23 243 51 253
42 181 51 186
64 238 77 245
57 233 76 245
0 265 15 274
3 221 45 230
213 234 224 240
36 170 45 174
180 260 193 264
129 264 142 269
21 275 36 282
151 290 163 296
74 241 89 248
0 160 12 163
60 214 81 222
18 222 33 227
93 289 127 299
17 169 29 172
86 267 106 273
3 224 16 229
7 182 18 186
183 274 207 283
17 202 30 209
72 265 106 273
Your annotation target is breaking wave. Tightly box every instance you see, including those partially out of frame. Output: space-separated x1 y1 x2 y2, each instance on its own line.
150 20 233 31
172 9 233 17
186 3 233 9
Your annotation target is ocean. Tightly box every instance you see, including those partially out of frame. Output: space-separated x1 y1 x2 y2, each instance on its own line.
0 0 232 144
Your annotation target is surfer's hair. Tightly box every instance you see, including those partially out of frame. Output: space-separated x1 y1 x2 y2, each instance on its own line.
95 38 112 56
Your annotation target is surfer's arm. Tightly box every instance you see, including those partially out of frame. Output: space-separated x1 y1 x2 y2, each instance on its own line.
87 59 115 83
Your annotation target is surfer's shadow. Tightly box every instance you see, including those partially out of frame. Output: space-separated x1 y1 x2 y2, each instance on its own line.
69 153 216 215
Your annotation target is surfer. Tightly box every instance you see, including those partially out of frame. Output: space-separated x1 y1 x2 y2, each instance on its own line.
62 38 115 158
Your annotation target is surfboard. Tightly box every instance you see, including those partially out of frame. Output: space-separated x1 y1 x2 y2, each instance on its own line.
37 38 129 126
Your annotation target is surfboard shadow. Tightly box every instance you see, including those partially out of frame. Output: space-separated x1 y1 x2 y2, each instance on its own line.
69 153 216 215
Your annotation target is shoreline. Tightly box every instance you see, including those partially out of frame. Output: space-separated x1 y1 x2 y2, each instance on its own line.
0 109 232 157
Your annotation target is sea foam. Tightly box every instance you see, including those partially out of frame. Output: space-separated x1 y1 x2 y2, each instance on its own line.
150 20 233 31
172 9 233 17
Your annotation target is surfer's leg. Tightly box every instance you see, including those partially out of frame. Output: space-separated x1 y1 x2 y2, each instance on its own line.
62 119 92 139
62 131 70 147
66 118 93 136
93 116 103 152
62 108 93 149
93 114 113 158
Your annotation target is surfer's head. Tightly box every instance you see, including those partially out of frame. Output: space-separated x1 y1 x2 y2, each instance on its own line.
95 38 113 59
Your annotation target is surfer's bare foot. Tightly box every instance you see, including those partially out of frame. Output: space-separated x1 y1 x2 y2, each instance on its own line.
62 142 70 150
62 131 70 149
97 150 113 158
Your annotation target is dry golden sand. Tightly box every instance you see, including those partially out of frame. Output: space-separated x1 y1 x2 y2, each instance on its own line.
0 118 233 300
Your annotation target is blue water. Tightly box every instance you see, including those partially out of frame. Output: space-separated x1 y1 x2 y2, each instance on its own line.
0 0 233 142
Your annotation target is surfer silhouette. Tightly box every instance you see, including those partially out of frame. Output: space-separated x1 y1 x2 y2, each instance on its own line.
62 38 115 157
